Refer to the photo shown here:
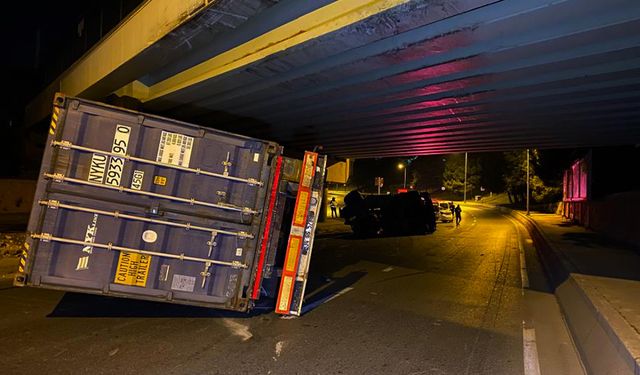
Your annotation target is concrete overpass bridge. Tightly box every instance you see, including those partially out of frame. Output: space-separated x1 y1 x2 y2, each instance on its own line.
27 0 640 158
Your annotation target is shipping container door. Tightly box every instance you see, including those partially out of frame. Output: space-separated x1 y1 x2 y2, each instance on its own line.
17 96 280 311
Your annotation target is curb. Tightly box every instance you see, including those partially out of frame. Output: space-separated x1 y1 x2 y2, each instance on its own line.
505 208 576 287
556 275 640 375
490 205 638 375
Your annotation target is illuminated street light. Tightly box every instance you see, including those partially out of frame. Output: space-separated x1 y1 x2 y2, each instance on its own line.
398 163 407 189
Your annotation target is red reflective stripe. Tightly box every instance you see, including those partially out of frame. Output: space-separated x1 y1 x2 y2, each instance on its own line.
251 156 282 300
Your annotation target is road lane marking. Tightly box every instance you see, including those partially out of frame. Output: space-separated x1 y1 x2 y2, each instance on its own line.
303 278 336 300
323 287 354 304
300 286 355 314
523 321 542 375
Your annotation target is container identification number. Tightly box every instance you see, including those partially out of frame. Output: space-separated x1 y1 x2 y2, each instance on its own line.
105 125 131 186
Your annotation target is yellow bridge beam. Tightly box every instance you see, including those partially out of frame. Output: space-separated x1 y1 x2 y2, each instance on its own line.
27 0 409 125
143 0 409 103
25 0 212 126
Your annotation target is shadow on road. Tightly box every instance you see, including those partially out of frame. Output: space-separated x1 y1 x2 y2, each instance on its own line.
300 270 367 315
47 293 273 319
47 271 367 319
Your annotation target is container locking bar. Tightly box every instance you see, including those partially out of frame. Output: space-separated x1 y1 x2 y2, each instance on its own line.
206 232 218 258
39 200 253 240
52 140 263 187
200 262 212 288
30 233 248 270
44 173 258 215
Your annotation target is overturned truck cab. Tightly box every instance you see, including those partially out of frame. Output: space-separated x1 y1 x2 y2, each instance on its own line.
14 95 325 316
341 190 436 237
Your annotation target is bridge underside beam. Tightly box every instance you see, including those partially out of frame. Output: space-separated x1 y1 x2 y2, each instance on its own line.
27 0 640 158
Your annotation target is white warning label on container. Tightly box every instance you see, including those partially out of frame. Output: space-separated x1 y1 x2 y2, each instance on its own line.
131 169 144 190
171 274 196 292
156 131 194 168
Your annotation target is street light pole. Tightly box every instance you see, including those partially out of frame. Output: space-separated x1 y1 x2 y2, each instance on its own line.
463 152 468 202
398 163 407 189
403 166 407 189
526 149 530 215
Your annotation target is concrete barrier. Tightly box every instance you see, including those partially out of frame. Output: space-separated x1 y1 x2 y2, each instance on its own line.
500 207 639 375
556 275 640 375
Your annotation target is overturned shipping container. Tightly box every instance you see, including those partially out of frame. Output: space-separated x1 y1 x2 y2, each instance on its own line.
14 95 325 315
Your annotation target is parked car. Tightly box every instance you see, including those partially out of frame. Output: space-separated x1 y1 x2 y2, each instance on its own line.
434 201 454 222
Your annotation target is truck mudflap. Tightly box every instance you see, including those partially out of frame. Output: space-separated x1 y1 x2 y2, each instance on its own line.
275 152 327 315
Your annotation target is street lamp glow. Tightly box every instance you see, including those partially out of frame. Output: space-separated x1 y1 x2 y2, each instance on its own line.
398 163 407 188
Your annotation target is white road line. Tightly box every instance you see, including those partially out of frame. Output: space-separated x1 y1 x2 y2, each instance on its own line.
523 322 542 375
303 279 336 300
323 287 354 304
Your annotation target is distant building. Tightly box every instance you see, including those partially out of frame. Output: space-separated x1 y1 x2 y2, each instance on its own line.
562 146 640 247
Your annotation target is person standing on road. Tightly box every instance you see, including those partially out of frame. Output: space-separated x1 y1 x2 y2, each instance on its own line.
449 201 455 218
455 204 462 226
329 197 338 218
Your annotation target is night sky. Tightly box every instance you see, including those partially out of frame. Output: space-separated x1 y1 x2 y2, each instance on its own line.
2 0 142 177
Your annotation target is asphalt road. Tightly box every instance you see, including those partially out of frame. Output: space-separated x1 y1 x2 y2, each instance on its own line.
0 205 582 374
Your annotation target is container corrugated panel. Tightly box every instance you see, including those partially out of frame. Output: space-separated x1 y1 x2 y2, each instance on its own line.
16 95 281 312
